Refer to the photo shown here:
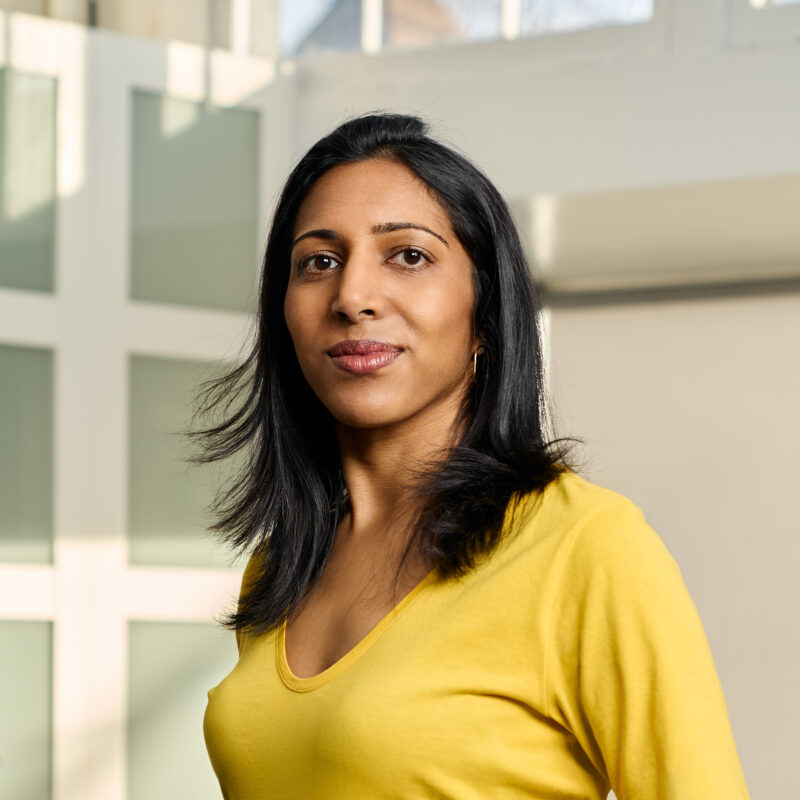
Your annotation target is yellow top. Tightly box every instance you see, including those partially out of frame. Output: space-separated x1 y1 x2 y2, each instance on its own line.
204 470 750 799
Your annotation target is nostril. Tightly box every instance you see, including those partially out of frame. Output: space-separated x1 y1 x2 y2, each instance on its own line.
330 297 378 321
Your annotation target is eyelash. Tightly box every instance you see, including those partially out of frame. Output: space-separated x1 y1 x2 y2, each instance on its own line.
390 247 432 270
298 252 339 274
297 247 434 274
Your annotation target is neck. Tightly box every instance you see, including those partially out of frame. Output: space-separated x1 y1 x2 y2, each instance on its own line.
335 398 466 546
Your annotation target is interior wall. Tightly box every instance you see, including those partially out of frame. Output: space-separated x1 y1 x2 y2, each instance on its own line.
548 293 800 798
287 15 800 200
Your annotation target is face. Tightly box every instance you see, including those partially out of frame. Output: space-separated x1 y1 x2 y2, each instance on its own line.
283 158 479 433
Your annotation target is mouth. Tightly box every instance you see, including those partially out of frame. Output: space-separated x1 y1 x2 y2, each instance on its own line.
327 339 403 375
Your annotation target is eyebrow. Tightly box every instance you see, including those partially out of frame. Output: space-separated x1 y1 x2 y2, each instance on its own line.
372 222 450 247
291 221 450 249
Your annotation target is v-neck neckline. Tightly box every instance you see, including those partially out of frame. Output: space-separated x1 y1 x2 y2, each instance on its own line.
276 565 439 693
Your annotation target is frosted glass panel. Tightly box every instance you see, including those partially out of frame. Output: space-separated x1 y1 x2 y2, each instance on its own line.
521 0 653 36
0 68 57 293
384 0 501 48
130 90 259 312
128 621 237 800
0 344 53 563
128 354 242 567
0 621 52 800
281 0 362 56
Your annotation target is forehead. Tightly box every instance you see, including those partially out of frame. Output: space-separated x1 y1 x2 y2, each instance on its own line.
293 159 454 236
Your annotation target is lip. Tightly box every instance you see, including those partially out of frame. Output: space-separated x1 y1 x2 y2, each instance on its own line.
327 339 403 375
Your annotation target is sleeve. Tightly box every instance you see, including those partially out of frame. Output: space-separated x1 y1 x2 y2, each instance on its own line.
545 501 751 800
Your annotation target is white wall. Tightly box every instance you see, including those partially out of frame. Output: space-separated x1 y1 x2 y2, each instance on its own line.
286 3 800 199
549 293 800 798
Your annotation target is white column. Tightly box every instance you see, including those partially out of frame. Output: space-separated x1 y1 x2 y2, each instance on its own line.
501 0 521 40
362 0 382 55
46 0 87 24
230 0 279 59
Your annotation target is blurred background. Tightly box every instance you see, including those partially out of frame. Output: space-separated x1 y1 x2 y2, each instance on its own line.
0 1 798 798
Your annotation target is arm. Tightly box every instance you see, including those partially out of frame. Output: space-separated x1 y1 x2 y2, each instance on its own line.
545 502 750 799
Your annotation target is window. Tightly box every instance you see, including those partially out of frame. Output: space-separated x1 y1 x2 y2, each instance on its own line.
0 69 57 293
383 0 502 49
750 0 800 7
281 0 362 57
279 0 658 58
129 90 260 312
520 0 653 36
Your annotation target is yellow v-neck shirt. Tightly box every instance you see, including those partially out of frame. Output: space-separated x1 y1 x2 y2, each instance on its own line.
203 470 750 799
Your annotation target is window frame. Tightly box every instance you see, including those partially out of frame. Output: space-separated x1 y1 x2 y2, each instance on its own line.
280 0 667 65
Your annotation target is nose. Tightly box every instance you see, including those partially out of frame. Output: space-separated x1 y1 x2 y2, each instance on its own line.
330 247 384 322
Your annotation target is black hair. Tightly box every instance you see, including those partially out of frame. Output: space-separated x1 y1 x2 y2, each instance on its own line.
189 112 581 636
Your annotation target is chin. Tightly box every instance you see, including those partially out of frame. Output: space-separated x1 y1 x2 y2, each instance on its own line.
319 394 409 430
327 406 406 430
312 384 405 429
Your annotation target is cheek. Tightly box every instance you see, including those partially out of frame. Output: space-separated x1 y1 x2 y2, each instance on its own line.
282 291 299 344
283 288 315 352
283 287 334 387
425 281 475 345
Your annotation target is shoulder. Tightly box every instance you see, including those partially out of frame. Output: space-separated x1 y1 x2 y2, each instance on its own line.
521 472 692 654
534 477 749 798
527 467 638 512
239 548 265 595
234 549 267 651
502 469 682 603
510 469 665 556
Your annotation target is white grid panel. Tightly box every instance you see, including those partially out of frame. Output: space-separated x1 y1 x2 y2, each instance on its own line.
0 10 289 800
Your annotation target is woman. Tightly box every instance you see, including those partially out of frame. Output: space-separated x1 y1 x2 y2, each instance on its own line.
199 113 749 799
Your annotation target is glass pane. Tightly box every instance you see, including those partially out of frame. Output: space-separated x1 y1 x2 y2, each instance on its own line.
130 90 259 312
384 0 501 48
127 621 238 800
281 0 362 57
0 621 52 800
751 0 800 6
521 0 654 36
0 344 53 563
128 354 244 568
0 68 57 293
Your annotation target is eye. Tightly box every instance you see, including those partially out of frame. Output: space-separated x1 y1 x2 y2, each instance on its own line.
300 253 340 273
389 248 431 269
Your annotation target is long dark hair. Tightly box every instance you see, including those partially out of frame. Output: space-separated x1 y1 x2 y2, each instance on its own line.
189 112 581 636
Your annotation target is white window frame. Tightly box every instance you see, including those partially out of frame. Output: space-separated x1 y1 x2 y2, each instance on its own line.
278 0 669 66
0 11 290 800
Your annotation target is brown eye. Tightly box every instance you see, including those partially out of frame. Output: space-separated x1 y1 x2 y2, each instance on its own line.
391 248 429 268
304 254 338 272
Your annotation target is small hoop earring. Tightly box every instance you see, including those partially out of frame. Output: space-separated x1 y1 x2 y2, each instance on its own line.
472 346 485 378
